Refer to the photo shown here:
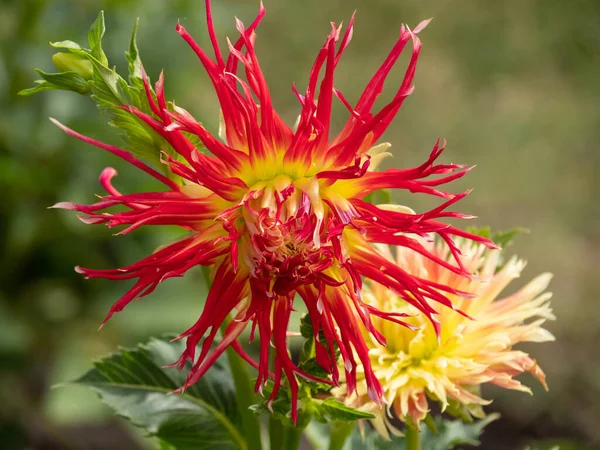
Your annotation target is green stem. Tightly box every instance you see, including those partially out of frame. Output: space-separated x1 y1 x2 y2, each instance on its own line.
269 415 285 450
328 421 355 450
282 423 305 450
405 422 420 450
220 316 263 450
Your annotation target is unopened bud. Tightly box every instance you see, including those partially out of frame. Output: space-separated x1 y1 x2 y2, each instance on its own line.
52 52 93 80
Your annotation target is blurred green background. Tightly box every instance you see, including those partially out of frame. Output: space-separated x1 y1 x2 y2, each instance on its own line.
1 0 598 448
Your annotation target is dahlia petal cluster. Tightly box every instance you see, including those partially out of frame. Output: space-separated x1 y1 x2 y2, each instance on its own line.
51 1 496 420
335 238 554 437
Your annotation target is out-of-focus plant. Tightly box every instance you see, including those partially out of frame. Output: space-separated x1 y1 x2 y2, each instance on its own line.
19 2 559 449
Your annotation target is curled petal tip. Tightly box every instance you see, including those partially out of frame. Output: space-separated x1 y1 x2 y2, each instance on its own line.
367 385 383 407
49 117 65 130
49 201 77 210
413 18 433 34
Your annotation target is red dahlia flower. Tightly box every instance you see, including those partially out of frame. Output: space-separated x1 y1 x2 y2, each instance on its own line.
52 1 495 421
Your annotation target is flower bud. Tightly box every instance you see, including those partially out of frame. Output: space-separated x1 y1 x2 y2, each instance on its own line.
51 53 93 80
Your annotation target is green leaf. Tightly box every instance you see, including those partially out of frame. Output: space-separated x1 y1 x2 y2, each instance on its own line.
363 189 392 206
70 336 247 450
339 414 499 450
18 80 61 96
36 69 91 94
88 11 108 65
466 226 530 271
298 313 340 395
466 226 529 249
19 69 91 96
248 380 292 422
50 40 83 51
444 394 485 423
419 414 500 450
126 18 143 82
157 440 177 450
319 399 376 421
492 227 529 249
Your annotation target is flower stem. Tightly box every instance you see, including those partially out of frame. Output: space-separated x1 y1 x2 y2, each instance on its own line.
282 422 305 450
220 316 263 450
328 421 355 450
269 415 285 450
405 422 421 450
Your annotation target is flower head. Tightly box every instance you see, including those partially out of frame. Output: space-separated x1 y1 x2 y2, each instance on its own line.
51 1 495 421
334 238 554 436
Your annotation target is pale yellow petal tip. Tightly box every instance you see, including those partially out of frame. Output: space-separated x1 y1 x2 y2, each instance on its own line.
377 204 416 215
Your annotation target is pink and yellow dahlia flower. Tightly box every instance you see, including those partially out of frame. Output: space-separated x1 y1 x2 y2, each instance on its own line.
51 1 495 420
335 237 554 436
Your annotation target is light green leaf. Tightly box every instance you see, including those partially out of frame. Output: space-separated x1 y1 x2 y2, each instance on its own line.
32 69 91 95
18 80 61 96
50 40 83 51
319 399 376 421
23 12 184 177
70 336 247 450
126 18 143 82
88 11 108 65
363 189 392 206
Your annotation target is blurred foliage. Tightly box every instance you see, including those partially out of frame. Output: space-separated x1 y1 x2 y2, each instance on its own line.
306 414 500 450
1 0 598 448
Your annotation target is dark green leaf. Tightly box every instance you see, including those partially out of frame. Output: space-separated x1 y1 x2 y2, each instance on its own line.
300 313 314 340
157 440 177 450
70 336 246 450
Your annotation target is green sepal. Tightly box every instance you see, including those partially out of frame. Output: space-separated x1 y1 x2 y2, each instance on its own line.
19 69 91 96
423 413 438 434
467 226 529 250
125 18 143 83
88 11 108 65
